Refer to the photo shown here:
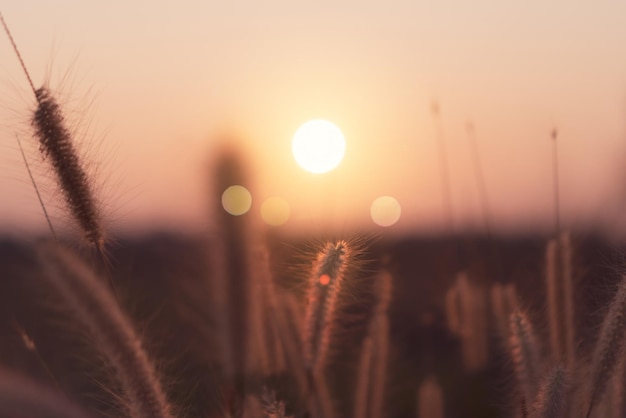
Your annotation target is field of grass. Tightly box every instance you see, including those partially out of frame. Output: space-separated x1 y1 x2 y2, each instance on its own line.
2 9 626 418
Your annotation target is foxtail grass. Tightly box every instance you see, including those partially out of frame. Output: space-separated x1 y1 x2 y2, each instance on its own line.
585 274 626 417
508 311 542 408
445 272 488 371
303 240 352 374
529 365 567 418
38 243 173 418
545 234 575 367
1 13 104 250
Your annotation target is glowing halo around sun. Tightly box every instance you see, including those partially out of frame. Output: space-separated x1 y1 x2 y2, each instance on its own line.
292 119 346 174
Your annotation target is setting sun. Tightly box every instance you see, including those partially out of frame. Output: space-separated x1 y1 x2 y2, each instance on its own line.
292 119 346 174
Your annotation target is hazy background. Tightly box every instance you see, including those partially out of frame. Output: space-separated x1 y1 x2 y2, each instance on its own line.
1 1 625 237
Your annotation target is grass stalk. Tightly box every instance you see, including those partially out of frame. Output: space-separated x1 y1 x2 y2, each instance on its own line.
1 13 104 249
529 365 567 418
586 274 626 418
508 311 542 405
38 243 173 418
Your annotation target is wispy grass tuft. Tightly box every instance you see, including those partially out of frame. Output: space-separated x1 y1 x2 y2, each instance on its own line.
529 365 567 418
508 311 542 408
37 243 173 418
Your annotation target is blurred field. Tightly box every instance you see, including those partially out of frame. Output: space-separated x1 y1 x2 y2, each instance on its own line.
0 232 622 418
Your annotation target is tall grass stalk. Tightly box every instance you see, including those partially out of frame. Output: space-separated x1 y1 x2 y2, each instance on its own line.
303 240 352 374
545 234 575 367
529 366 567 418
209 147 263 382
465 122 491 236
38 243 173 418
586 274 626 418
430 101 454 232
16 134 57 239
508 311 542 406
1 13 104 250
445 272 488 371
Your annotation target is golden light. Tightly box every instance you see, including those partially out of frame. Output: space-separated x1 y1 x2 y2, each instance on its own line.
292 119 346 174
221 185 252 216
370 196 401 227
260 196 291 226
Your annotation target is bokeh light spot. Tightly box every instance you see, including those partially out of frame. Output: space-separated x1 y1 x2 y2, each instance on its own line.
261 196 291 226
370 196 401 227
319 274 330 286
221 185 252 216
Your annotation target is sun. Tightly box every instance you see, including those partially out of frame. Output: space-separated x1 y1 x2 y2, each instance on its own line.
292 119 346 174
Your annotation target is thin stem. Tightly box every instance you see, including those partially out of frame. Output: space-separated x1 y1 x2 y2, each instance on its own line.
466 122 491 236
16 134 57 240
551 128 560 238
431 101 454 232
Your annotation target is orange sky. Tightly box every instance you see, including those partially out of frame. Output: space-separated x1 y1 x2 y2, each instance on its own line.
1 1 626 237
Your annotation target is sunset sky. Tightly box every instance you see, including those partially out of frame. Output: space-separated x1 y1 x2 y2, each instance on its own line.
1 1 625 237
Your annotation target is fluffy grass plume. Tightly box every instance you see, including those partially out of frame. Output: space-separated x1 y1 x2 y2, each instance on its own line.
301 239 358 418
1 13 104 249
303 239 353 374
417 376 444 418
585 274 626 418
508 311 542 408
529 365 567 418
445 272 488 371
37 243 173 418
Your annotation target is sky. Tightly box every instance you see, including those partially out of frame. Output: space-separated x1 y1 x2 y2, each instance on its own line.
1 1 626 237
